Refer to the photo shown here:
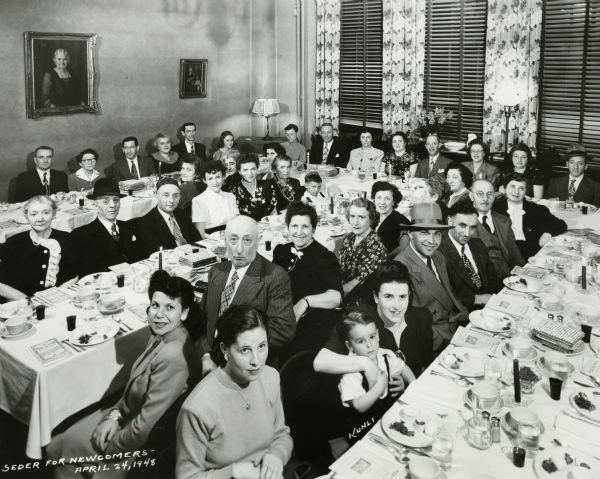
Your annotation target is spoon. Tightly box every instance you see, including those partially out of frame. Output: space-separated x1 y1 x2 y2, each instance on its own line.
430 370 473 387
368 434 410 464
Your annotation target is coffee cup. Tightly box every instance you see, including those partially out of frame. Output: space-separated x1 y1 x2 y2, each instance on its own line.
100 293 125 311
472 383 499 409
409 456 441 479
538 293 562 311
5 315 28 335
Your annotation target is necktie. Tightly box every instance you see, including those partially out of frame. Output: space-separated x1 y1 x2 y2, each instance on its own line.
42 172 49 195
219 270 239 318
426 257 434 271
481 215 492 234
322 143 329 164
429 158 435 175
169 214 187 246
130 161 139 179
190 143 195 154
111 223 119 241
568 179 576 198
462 245 482 290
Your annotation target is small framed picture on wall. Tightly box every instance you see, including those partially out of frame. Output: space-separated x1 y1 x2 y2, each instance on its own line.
24 31 99 119
179 59 208 99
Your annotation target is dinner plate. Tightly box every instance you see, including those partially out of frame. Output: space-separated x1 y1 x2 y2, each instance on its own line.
79 272 117 289
503 275 544 294
534 298 566 313
97 298 126 315
500 411 545 438
463 388 505 415
469 310 514 333
533 447 599 479
0 322 34 339
569 390 600 423
69 320 119 347
439 347 485 377
380 407 438 448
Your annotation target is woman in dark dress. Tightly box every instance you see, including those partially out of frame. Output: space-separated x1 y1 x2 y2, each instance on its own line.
268 155 303 212
379 131 418 178
371 181 409 253
41 48 83 108
177 153 206 216
151 132 181 175
0 196 77 297
228 153 277 221
273 202 343 359
498 142 545 199
314 260 434 378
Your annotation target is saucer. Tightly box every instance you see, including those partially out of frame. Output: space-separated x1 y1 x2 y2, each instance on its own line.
0 322 34 339
463 389 505 414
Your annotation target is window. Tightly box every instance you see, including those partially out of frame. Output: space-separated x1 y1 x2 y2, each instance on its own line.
539 1 600 164
339 0 383 127
424 0 488 141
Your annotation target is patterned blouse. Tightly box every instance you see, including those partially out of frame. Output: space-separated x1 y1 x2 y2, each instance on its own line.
229 178 277 221
381 151 418 176
339 230 387 285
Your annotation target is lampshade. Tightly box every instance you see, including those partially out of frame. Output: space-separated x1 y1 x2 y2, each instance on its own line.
252 98 280 116
491 80 526 107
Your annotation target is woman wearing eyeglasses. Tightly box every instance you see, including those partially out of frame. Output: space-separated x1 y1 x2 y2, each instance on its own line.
463 139 499 189
68 148 104 192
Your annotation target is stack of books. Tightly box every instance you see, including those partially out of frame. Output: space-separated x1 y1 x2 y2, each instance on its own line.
118 179 146 195
179 249 218 269
531 319 585 354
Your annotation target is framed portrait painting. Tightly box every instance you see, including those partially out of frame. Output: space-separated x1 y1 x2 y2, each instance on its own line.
179 59 208 99
24 31 99 118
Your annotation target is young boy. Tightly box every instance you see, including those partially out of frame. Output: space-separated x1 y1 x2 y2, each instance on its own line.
301 172 327 205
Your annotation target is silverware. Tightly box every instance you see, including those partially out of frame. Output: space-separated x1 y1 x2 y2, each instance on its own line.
112 316 133 332
368 434 409 464
430 369 473 387
562 408 600 427
573 380 596 389
61 339 82 353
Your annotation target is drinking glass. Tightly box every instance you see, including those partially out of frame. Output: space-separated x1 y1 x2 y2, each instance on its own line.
431 428 454 470
484 358 502 389
517 423 540 454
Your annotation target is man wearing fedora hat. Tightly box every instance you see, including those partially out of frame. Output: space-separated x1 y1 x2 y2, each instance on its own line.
394 203 468 353
545 143 600 207
71 178 142 276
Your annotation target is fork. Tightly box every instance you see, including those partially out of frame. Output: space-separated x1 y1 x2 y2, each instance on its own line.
112 315 133 332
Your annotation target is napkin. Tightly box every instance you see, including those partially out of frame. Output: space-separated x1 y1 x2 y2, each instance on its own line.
402 371 465 411
554 414 600 459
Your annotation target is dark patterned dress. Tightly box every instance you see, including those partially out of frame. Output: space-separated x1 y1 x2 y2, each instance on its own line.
229 178 277 221
381 151 418 176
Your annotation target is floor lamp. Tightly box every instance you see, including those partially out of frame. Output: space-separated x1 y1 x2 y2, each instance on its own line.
492 83 525 158
252 98 280 140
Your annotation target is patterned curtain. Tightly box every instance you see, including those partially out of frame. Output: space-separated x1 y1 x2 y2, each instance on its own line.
315 0 341 129
381 0 426 137
483 0 543 153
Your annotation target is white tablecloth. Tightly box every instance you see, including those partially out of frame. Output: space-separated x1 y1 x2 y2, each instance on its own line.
0 287 151 458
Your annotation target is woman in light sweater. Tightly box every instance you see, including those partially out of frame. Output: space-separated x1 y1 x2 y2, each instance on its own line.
176 305 292 479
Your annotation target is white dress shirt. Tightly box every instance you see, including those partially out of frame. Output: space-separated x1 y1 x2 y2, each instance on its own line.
410 242 440 281
506 202 526 241
36 168 51 186
98 217 118 235
225 263 251 298
128 157 141 179
448 234 479 274
192 189 239 229
569 174 584 194
478 213 495 234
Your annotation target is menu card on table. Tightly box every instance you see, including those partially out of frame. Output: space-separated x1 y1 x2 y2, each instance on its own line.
30 338 72 364
511 265 547 280
329 442 405 479
486 293 532 318
34 287 72 307
452 326 503 357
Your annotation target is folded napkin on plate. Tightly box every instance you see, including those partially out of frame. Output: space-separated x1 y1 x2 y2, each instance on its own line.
402 372 465 411
554 414 600 459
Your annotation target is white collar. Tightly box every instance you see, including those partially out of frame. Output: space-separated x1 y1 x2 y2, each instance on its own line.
448 233 467 256
98 216 117 234
36 168 50 178
157 207 173 225
75 168 100 180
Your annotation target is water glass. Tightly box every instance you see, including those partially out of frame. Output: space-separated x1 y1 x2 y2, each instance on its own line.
431 428 454 470
517 423 540 454
484 358 502 389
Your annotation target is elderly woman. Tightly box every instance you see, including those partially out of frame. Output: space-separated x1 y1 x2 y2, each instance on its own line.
176 305 293 479
371 181 410 253
339 198 387 305
379 131 418 178
0 196 77 297
41 48 83 108
493 172 567 260
407 178 439 204
68 148 103 191
464 139 499 189
443 162 473 207
268 155 303 212
228 153 277 221
499 143 545 199
347 130 384 172
151 132 181 175
178 153 206 216
48 271 200 479
222 152 241 192
273 202 343 357
213 130 241 164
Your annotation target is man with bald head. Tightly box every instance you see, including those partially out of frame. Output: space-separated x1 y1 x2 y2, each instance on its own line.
198 215 295 372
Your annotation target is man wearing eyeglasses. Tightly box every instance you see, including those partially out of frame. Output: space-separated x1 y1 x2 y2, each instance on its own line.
470 179 524 279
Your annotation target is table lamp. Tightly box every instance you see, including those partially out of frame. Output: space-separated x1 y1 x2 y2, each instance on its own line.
491 82 525 158
252 98 280 140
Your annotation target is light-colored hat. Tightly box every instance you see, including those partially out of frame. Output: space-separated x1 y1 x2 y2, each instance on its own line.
401 203 454 231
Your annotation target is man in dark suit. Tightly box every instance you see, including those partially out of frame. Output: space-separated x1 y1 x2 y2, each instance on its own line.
545 144 600 207
438 201 501 312
171 122 208 164
414 133 451 185
471 179 525 279
309 123 349 168
199 215 295 373
109 136 155 182
137 177 200 257
71 179 142 276
15 146 69 202
394 203 468 353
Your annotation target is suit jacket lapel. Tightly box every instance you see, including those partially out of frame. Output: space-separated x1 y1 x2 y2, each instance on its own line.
445 243 474 288
404 248 453 310
207 263 229 340
232 256 263 304
432 252 461 311
152 207 176 248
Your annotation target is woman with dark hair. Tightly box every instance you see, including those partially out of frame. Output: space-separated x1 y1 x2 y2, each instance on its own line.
443 162 473 207
498 142 545 199
370 181 410 252
178 153 207 216
263 142 287 163
268 155 303 212
151 132 181 175
213 130 240 164
68 148 103 191
41 48 83 108
339 198 387 303
176 305 293 479
228 153 277 221
314 260 434 379
464 139 499 188
48 271 200 479
347 130 384 171
380 131 418 178
273 201 343 357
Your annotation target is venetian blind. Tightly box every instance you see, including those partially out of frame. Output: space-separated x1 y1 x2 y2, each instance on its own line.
424 0 487 141
339 0 383 126
539 1 600 164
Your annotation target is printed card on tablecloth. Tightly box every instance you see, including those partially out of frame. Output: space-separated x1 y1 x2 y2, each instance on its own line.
30 338 72 364
451 326 503 357
329 442 404 479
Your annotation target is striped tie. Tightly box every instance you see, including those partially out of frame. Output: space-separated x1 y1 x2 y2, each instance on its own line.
462 245 482 290
169 214 187 246
568 179 576 199
42 172 49 195
218 270 239 318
